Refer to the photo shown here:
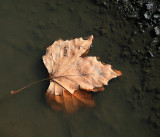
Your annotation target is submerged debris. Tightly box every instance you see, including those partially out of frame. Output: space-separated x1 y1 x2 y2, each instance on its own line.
94 0 160 132
95 0 160 38
153 14 160 19
154 26 160 35
146 3 154 10
148 50 154 58
144 12 151 19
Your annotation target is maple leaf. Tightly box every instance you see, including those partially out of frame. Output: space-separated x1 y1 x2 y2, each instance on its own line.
43 35 122 96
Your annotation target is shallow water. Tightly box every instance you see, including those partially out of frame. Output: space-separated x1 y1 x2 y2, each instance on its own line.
0 0 157 137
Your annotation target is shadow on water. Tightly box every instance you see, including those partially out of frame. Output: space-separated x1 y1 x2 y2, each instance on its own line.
34 57 50 103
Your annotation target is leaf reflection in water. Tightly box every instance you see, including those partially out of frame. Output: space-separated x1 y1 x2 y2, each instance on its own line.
46 89 96 113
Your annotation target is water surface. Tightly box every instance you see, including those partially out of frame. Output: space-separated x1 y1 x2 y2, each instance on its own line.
0 0 156 137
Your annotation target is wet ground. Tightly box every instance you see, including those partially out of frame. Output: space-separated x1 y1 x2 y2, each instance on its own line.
0 0 160 137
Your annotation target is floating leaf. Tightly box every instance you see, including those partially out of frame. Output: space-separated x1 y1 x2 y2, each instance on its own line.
43 35 122 112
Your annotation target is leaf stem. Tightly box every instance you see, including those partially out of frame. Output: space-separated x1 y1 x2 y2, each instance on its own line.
10 78 50 95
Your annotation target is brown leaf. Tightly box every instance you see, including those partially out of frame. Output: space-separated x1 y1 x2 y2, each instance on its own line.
43 35 121 95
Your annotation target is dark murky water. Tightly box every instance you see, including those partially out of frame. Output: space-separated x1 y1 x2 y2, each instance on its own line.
0 0 157 137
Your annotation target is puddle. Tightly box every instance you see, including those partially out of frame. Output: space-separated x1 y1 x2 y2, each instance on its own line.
0 0 158 137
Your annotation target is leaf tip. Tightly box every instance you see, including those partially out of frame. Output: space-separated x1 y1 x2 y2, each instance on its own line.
113 69 122 76
89 35 94 41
